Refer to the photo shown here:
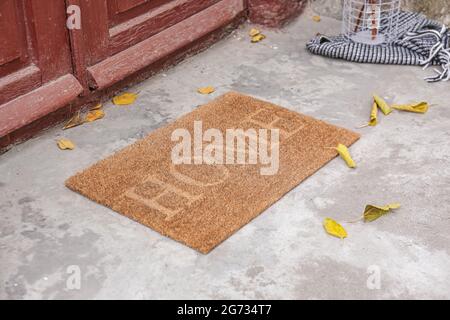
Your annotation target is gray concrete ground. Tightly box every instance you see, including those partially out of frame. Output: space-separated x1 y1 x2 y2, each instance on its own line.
1 11 450 300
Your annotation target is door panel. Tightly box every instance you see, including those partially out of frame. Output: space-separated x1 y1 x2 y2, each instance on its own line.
87 0 245 90
81 0 220 66
0 1 22 66
109 0 220 54
108 0 171 26
0 0 81 136
0 0 40 104
0 0 74 104
0 0 29 76
116 0 148 13
29 0 73 82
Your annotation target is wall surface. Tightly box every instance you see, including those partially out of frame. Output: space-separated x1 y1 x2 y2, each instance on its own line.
248 0 307 27
310 0 450 24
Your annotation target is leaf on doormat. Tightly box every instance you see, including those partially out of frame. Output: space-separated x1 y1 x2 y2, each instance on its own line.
312 15 321 22
112 93 138 105
369 102 378 127
85 109 105 123
332 144 356 168
363 203 401 222
251 33 266 43
392 102 429 114
197 86 215 95
63 112 84 130
57 139 75 150
373 94 393 116
249 28 260 37
323 218 348 239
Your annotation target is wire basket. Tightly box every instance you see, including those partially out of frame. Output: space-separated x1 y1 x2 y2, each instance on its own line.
343 0 401 45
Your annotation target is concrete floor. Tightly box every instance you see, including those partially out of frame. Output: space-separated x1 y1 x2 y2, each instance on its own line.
1 12 450 300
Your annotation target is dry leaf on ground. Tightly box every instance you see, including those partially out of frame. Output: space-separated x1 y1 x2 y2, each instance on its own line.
197 86 215 95
369 102 379 127
312 15 321 22
249 28 260 37
57 139 75 150
85 109 105 123
63 112 84 130
358 102 379 128
113 93 138 105
363 203 401 222
90 103 103 111
373 94 393 116
331 144 356 168
392 102 429 114
323 218 348 239
251 33 266 43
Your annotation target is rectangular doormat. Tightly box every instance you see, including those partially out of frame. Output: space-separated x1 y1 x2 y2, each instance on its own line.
66 92 360 254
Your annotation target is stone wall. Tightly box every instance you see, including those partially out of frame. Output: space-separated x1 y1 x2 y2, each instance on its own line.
310 0 450 24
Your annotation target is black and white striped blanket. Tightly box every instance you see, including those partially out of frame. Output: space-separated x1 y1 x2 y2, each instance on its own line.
306 11 450 82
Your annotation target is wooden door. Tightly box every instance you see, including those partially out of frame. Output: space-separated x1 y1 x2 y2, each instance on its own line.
0 0 82 137
77 0 245 89
0 0 245 147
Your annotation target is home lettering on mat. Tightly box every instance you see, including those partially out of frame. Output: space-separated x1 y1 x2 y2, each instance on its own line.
124 163 230 221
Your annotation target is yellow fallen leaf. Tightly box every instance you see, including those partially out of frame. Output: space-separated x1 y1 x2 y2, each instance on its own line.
112 93 138 105
373 94 393 116
85 109 105 123
63 112 84 130
323 218 348 239
392 102 429 114
90 103 103 111
388 203 402 210
57 139 75 150
197 86 215 95
249 28 260 37
312 15 321 22
369 102 378 127
251 33 266 43
363 203 401 222
334 144 356 168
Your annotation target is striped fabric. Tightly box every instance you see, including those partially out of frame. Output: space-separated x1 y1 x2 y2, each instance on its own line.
307 11 450 82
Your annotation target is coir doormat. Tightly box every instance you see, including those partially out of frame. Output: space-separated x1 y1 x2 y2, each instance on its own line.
66 92 360 253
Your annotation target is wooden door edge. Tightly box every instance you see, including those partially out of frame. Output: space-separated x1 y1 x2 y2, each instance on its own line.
0 74 83 137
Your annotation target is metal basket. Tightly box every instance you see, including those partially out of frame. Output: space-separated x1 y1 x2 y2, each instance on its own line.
343 0 401 45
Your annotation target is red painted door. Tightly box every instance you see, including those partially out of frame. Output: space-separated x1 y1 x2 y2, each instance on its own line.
77 0 245 89
0 0 82 137
0 0 245 145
